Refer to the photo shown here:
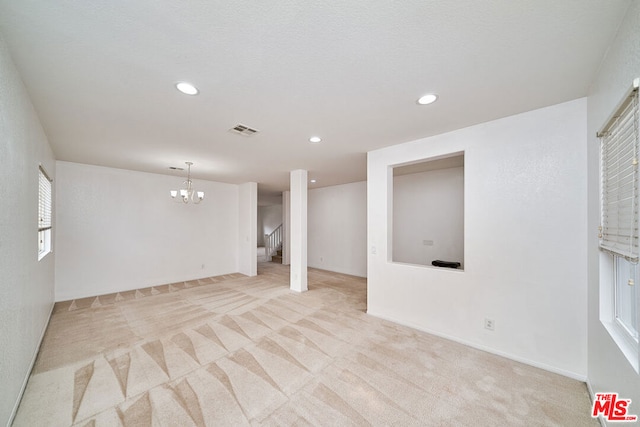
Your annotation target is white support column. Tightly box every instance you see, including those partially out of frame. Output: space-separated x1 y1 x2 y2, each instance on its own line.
282 190 291 266
290 170 307 292
238 182 257 276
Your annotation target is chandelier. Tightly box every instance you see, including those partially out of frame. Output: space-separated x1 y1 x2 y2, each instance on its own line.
170 162 204 204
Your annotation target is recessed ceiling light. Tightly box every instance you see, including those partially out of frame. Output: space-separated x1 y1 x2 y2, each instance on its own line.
417 94 438 105
309 136 322 143
310 179 317 183
176 82 199 95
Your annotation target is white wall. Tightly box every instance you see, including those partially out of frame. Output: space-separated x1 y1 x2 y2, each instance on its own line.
308 181 367 277
257 204 282 246
290 169 308 292
238 182 257 276
368 98 588 379
55 162 239 300
283 190 291 265
0 35 56 425
587 0 640 415
257 208 264 246
393 167 464 267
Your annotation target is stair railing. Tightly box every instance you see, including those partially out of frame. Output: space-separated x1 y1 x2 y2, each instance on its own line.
265 224 283 261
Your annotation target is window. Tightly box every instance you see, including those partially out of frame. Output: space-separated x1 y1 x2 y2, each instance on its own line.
599 78 639 371
38 165 52 260
615 256 638 342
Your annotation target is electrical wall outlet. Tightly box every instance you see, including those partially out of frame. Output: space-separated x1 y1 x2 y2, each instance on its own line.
484 318 495 331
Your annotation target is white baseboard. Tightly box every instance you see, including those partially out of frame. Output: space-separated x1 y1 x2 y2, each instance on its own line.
366 310 587 382
307 263 367 278
7 301 55 427
586 380 606 427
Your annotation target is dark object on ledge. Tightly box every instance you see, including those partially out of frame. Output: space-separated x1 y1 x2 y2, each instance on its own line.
432 260 461 269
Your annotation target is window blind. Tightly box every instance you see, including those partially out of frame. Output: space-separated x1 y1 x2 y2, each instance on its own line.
599 79 640 260
38 165 52 232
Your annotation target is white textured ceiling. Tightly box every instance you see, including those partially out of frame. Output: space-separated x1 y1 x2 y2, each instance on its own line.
0 0 631 199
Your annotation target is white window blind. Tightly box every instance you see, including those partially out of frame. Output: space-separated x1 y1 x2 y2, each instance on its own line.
599 79 640 260
38 165 52 232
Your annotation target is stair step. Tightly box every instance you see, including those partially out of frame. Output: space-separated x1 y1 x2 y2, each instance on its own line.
271 255 283 264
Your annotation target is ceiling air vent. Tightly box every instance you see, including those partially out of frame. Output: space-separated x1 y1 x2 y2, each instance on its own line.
230 123 259 136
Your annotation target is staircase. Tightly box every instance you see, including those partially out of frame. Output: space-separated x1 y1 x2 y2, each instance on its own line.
264 224 283 263
271 248 283 264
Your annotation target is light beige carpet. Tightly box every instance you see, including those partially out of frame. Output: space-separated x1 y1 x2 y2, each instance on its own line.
13 263 597 426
